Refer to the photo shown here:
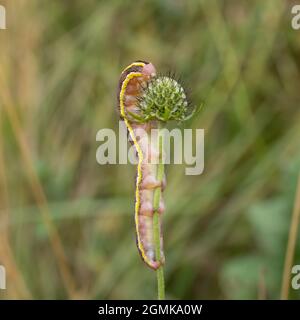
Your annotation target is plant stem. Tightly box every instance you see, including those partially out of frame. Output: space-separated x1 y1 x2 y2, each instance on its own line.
281 173 300 300
153 130 165 300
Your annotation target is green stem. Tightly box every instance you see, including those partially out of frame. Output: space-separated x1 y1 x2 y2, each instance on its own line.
152 130 165 300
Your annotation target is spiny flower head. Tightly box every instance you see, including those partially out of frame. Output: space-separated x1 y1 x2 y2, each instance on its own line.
136 76 193 122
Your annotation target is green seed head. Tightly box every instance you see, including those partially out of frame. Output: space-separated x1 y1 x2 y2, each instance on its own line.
137 76 191 122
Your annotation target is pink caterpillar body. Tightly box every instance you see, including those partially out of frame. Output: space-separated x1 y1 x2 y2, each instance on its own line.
118 61 165 269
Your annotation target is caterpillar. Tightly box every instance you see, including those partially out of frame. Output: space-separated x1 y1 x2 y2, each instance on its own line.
118 61 165 270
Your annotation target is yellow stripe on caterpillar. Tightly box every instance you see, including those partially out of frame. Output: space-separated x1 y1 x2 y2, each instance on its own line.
121 62 146 74
119 71 156 269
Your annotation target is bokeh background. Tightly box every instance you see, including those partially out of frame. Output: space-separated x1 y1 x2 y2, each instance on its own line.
0 0 300 299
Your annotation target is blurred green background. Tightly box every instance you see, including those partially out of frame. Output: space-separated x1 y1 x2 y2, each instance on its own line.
0 0 300 299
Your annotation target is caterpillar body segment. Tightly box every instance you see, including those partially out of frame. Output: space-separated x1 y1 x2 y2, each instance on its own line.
118 61 165 270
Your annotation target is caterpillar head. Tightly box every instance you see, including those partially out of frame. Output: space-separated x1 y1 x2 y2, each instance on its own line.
141 62 156 78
